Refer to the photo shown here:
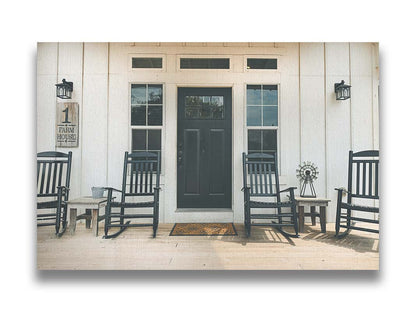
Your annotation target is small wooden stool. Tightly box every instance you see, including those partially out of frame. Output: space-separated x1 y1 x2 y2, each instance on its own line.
295 197 330 233
68 196 108 236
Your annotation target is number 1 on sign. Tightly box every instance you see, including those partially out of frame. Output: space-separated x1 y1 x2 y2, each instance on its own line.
62 107 70 124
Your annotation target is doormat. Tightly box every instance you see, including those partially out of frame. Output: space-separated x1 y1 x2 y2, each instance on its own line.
169 223 238 236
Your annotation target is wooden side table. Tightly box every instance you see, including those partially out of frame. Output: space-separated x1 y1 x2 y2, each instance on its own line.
295 197 330 233
68 196 108 236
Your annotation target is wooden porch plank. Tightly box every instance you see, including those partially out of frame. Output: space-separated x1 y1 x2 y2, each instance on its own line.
37 223 379 270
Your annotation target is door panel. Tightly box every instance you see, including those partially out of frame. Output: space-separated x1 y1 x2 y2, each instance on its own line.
184 129 200 195
177 87 232 208
208 129 225 195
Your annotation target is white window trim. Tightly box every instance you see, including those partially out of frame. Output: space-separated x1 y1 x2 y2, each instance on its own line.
129 82 166 175
129 54 166 72
176 54 232 72
244 55 279 72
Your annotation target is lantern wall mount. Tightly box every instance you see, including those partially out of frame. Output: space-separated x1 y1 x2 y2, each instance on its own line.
55 79 73 99
334 80 351 100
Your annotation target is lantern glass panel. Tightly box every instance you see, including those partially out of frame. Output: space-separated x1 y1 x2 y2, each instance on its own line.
58 86 66 98
343 88 350 99
65 89 72 99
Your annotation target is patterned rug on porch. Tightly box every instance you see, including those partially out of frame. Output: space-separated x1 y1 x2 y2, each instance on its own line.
169 223 238 236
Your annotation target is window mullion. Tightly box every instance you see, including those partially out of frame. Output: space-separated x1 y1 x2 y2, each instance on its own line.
146 130 149 151
260 130 264 153
146 88 152 152
261 85 264 127
146 85 149 126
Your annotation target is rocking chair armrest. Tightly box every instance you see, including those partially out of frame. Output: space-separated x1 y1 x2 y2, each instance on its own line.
56 185 69 191
241 186 251 192
335 187 349 194
56 186 69 197
104 187 123 193
279 187 297 193
104 187 122 204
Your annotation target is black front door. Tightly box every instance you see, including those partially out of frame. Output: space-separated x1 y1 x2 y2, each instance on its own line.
177 87 232 208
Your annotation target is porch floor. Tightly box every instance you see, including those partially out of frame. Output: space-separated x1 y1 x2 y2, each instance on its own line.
37 222 379 270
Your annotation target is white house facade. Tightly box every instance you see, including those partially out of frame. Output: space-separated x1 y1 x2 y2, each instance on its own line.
37 42 379 224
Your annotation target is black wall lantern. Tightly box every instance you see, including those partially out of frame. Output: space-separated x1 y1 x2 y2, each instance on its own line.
334 80 351 100
55 79 73 99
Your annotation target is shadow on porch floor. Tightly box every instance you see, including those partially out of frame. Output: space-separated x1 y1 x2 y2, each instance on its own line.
37 222 379 270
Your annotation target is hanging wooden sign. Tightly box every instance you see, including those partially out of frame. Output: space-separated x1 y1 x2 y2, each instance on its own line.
56 102 79 147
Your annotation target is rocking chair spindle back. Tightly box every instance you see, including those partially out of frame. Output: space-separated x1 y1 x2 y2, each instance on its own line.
104 151 161 239
335 150 379 237
242 152 298 238
37 151 72 236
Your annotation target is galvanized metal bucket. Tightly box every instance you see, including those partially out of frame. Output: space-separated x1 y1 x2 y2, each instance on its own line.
91 187 105 199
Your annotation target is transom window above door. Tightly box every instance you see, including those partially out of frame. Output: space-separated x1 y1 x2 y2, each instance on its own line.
180 58 230 69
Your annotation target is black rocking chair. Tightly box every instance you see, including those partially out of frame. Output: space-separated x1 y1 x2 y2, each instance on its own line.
335 150 379 238
104 151 161 239
242 152 299 238
37 151 72 237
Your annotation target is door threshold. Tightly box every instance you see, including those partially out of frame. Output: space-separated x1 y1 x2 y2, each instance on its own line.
174 208 234 222
175 208 232 212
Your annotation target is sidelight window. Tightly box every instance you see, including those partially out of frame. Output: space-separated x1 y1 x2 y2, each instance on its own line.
130 84 163 166
246 84 278 158
132 129 161 154
246 85 278 126
247 130 277 155
131 84 163 126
